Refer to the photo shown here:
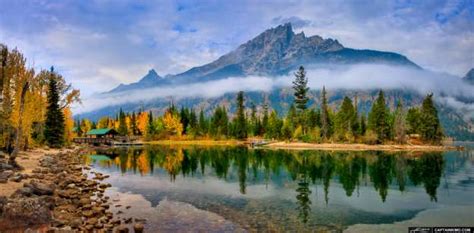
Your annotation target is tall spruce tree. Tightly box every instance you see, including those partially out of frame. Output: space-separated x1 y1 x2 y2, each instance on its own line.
393 100 407 144
117 108 128 136
198 109 208 136
335 96 356 139
368 90 391 143
233 91 247 139
419 94 443 144
44 67 65 148
146 111 155 137
293 66 309 113
130 112 138 135
320 86 331 139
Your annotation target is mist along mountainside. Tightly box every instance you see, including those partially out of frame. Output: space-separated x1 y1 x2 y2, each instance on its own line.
78 23 474 141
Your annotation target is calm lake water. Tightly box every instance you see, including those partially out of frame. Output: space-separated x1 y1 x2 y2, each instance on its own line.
83 144 474 232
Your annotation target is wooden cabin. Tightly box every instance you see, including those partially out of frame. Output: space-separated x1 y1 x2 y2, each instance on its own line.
86 128 118 139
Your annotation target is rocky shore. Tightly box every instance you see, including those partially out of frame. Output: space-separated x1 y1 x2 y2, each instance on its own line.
0 147 144 232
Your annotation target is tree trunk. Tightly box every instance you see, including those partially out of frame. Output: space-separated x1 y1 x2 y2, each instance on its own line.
9 81 29 168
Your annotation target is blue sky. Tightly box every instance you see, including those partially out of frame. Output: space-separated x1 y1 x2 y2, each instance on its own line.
0 0 472 96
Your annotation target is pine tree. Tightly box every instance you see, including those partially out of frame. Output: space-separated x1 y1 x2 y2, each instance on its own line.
117 108 128 136
261 103 269 136
44 67 65 148
145 111 155 138
180 107 190 134
76 120 83 137
393 100 407 144
233 91 247 139
406 107 420 134
211 106 229 138
198 109 208 136
286 104 297 133
359 115 367 136
419 94 443 144
130 111 139 135
320 86 331 140
335 96 356 140
293 66 309 112
368 90 391 143
266 110 282 139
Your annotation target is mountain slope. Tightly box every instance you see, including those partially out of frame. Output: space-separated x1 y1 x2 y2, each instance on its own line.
463 68 474 85
109 23 419 93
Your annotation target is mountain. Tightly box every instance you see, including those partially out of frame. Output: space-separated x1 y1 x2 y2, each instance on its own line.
463 68 474 84
109 69 165 93
109 23 419 93
77 23 473 140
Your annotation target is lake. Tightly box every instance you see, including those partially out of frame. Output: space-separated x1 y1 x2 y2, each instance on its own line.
83 144 474 232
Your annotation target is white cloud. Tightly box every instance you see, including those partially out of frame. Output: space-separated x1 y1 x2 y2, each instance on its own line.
74 64 474 116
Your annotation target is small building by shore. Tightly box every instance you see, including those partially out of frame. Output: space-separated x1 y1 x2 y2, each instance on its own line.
85 128 118 139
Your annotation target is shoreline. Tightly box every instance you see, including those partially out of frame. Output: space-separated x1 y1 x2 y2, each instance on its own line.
144 139 244 146
263 141 461 151
0 147 140 232
138 139 462 151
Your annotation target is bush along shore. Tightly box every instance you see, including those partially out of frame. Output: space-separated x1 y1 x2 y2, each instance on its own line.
0 147 144 232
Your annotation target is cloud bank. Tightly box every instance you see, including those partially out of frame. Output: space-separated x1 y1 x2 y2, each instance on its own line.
75 64 474 119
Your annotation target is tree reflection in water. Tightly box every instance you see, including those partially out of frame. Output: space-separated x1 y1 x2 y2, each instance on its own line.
85 146 445 223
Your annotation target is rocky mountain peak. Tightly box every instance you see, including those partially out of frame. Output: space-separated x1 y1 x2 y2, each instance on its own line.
139 69 162 83
464 68 474 84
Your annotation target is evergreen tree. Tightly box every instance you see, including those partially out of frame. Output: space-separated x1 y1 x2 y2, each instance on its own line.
261 103 269 136
44 67 65 148
393 100 407 144
249 103 257 136
359 115 367 136
335 96 356 140
117 108 128 136
198 109 209 136
188 109 198 131
406 107 421 134
211 106 229 138
419 94 443 144
146 111 155 138
368 90 391 143
75 120 83 137
180 107 190 134
286 104 297 133
130 111 139 135
233 91 247 139
292 66 309 112
320 86 331 140
266 110 282 139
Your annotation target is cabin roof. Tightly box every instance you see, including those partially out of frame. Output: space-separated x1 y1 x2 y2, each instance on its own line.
86 128 117 135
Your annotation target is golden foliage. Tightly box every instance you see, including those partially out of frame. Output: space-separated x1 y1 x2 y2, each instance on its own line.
163 111 183 137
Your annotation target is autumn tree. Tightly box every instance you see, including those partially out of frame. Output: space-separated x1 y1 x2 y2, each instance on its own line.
44 67 65 148
163 110 183 137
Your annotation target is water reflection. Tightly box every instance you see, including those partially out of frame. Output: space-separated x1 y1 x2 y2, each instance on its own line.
83 146 456 225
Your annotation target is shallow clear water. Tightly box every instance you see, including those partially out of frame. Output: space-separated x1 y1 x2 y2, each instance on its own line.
83 145 474 232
